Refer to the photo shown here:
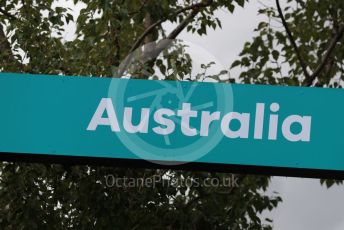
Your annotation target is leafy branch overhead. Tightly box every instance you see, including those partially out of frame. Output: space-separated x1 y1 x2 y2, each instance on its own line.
0 0 247 77
276 0 344 86
231 0 344 87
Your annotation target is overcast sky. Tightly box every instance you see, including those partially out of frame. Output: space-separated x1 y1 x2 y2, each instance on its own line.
56 0 344 229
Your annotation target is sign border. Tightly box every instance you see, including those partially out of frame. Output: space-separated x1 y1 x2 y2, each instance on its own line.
1 151 344 180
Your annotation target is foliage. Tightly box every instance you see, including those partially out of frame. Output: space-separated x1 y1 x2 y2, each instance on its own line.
1 0 343 229
231 0 344 87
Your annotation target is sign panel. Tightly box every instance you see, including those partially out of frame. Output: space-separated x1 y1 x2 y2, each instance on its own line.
0 73 343 177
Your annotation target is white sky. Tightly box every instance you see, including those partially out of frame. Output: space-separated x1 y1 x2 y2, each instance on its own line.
57 1 344 229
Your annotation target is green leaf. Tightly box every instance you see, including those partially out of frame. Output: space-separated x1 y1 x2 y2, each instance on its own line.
235 0 245 7
272 50 279 60
231 60 241 69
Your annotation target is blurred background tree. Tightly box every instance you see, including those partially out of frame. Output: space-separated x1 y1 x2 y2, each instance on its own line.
0 0 343 229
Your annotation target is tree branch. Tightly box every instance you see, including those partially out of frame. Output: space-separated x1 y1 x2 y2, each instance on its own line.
304 24 344 86
129 19 163 54
144 8 201 59
118 0 213 78
167 9 199 40
128 0 213 54
276 0 311 80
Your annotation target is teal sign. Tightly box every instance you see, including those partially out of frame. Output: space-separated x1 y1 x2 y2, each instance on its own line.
0 73 343 174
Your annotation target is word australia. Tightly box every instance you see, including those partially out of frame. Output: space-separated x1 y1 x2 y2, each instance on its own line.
86 98 312 142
